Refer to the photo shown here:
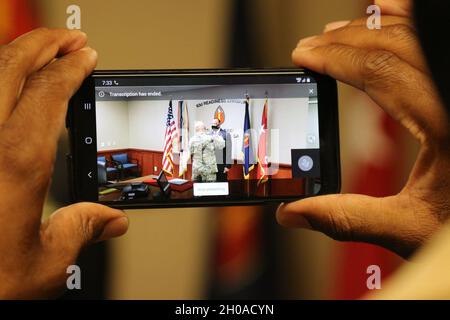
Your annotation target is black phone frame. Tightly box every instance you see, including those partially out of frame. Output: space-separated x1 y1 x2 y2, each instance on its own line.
67 68 340 209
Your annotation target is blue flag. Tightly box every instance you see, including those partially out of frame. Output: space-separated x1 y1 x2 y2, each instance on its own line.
242 97 254 179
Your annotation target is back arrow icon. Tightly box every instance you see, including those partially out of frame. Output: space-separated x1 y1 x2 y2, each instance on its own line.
88 172 93 179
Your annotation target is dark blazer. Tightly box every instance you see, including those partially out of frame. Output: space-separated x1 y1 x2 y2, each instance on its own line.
214 128 232 169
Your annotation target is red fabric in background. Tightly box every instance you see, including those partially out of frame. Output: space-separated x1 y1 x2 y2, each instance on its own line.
211 205 262 295
5 0 37 42
333 115 404 299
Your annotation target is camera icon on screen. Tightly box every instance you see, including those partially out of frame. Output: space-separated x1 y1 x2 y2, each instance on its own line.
291 149 320 178
298 155 314 172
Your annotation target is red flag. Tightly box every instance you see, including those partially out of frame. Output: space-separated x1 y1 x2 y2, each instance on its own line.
257 98 268 184
210 206 263 296
332 95 403 299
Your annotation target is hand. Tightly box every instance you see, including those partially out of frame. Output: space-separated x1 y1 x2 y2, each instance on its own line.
0 28 129 299
277 0 450 258
224 167 230 174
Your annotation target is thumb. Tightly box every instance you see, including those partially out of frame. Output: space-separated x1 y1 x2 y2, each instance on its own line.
276 194 399 248
41 203 129 256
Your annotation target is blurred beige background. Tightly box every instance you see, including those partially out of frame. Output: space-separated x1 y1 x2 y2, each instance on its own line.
39 0 414 299
41 0 233 299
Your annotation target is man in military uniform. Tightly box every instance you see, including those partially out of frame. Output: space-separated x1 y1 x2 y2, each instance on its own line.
189 121 225 182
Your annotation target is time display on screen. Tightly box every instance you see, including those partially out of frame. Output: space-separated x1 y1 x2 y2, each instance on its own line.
101 80 119 86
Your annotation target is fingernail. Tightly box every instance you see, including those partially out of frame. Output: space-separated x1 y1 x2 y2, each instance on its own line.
297 35 318 48
69 30 87 43
292 46 315 55
276 202 285 216
276 203 312 230
324 20 351 32
80 46 97 55
80 47 98 62
98 216 129 241
76 30 87 38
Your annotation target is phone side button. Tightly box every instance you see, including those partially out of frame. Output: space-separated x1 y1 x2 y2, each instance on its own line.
66 107 72 129
66 99 76 128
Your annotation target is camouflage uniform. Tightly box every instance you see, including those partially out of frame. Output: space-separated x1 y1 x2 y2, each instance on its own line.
189 132 225 182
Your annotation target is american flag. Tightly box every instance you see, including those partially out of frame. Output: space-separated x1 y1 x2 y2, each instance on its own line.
163 100 177 176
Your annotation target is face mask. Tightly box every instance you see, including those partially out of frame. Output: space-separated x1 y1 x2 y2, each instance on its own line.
212 125 219 130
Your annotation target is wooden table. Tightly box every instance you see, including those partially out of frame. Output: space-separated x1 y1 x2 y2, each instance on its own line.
98 176 312 203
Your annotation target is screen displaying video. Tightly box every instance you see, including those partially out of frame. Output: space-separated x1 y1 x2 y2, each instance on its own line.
94 75 320 203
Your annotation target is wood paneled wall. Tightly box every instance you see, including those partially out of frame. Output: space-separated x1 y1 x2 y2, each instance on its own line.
98 149 292 180
98 149 193 178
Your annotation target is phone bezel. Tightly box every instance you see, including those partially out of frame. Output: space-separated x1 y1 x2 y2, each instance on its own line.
67 68 340 209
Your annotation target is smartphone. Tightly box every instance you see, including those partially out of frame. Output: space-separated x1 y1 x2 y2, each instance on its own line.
67 68 340 209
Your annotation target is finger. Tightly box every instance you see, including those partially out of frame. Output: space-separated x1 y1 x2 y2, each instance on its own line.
13 203 127 299
0 28 87 124
41 203 129 260
302 24 427 73
375 0 411 17
10 47 97 156
324 16 413 33
277 194 382 238
0 47 97 228
276 194 419 258
323 21 351 33
292 44 448 144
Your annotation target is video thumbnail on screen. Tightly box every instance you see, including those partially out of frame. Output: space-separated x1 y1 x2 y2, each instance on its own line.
94 81 320 203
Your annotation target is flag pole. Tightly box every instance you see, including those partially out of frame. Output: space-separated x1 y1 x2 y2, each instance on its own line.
265 91 269 197
247 92 251 196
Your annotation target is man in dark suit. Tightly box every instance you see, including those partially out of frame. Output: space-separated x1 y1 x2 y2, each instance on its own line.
211 118 232 182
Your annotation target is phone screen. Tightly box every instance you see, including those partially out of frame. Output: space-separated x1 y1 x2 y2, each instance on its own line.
70 70 339 207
